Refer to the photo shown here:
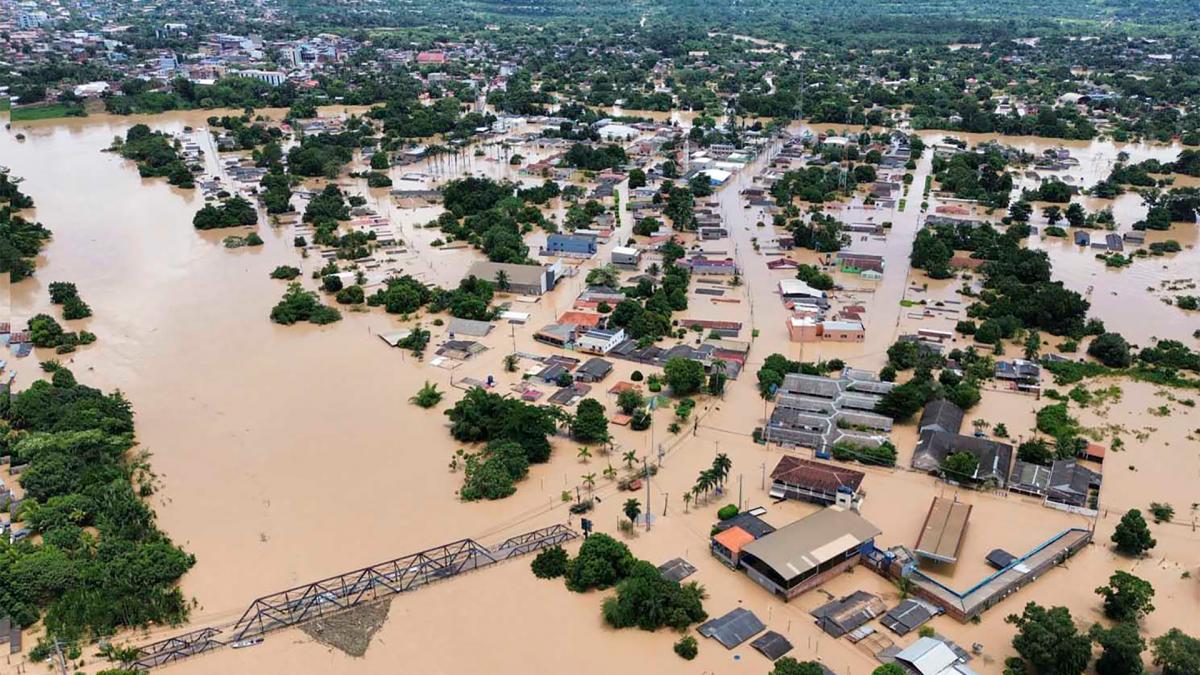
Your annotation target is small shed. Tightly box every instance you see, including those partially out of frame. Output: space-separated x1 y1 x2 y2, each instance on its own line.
657 558 697 583
699 608 766 649
811 591 886 637
881 599 939 636
986 548 1018 570
448 318 495 337
750 631 794 661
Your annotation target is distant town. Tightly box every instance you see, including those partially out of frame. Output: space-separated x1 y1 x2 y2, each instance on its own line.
1 1 1198 675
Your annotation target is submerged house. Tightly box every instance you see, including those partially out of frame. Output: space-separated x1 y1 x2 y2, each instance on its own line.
544 232 598 258
913 400 1014 487
467 261 560 295
1045 460 1101 510
728 507 881 601
912 431 1014 487
769 456 865 509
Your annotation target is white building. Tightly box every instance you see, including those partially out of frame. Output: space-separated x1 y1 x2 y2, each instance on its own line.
778 278 828 300
611 246 642 267
576 328 626 355
236 69 286 86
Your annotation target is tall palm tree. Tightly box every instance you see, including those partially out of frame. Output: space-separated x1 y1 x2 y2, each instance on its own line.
623 498 642 527
603 464 617 482
582 473 596 497
622 450 638 470
712 453 733 487
682 492 692 513
577 446 592 463
495 269 510 292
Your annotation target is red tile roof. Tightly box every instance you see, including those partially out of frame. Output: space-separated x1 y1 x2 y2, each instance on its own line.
557 311 604 328
770 456 865 493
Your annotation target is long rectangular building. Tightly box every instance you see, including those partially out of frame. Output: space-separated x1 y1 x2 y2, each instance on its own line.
914 497 972 564
736 508 881 601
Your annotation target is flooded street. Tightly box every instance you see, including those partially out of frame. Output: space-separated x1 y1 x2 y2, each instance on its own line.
2 110 1198 674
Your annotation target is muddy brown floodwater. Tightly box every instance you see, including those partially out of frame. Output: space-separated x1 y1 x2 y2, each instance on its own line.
1 110 1197 675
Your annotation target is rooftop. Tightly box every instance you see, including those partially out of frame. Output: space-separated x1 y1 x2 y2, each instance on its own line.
914 497 973 564
740 507 881 581
770 455 865 494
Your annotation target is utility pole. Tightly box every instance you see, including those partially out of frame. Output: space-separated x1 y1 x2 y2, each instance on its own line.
52 639 67 675
761 462 767 490
738 474 744 511
663 493 669 516
644 458 652 531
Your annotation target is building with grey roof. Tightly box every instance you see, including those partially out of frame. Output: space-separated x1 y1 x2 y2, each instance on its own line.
912 431 1014 487
1008 461 1052 497
466 261 558 295
919 400 965 434
765 371 894 452
881 599 940 636
1045 460 1101 509
736 507 881 600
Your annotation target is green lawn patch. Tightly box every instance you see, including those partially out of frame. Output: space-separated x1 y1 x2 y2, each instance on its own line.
10 103 86 121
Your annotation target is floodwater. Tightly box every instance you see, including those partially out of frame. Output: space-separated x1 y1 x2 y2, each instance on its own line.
1 109 1197 675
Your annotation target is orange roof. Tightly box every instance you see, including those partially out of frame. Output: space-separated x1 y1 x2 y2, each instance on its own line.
607 381 642 395
558 311 603 327
712 526 756 555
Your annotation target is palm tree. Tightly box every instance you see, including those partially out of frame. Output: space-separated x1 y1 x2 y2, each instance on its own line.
410 381 443 408
622 450 638 470
972 419 990 435
712 453 732 487
503 353 519 372
495 269 511 292
623 498 642 527
603 464 617 482
695 470 715 502
577 446 592 463
683 492 692 513
582 473 597 497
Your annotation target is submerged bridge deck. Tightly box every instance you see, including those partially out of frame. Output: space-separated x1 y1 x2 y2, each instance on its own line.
130 524 578 670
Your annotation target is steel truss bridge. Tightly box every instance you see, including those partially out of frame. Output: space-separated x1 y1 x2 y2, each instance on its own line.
129 524 578 670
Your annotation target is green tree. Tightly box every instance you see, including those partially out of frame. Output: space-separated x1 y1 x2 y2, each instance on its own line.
530 546 568 579
601 560 707 631
663 357 705 396
571 398 610 443
1006 603 1093 675
628 168 647 190
409 381 444 408
1091 621 1147 675
623 498 642 527
1088 333 1133 368
873 666 909 675
1112 510 1157 556
941 451 980 482
674 635 698 660
564 533 635 592
770 658 827 675
1096 571 1155 621
1152 629 1200 675
616 389 645 415
585 264 620 288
